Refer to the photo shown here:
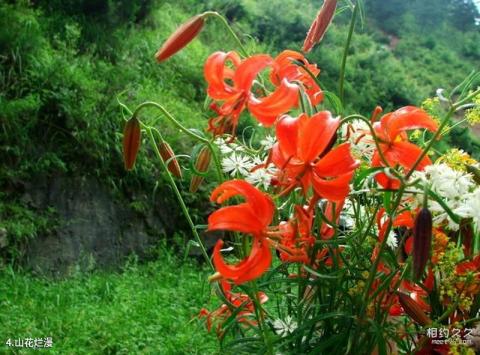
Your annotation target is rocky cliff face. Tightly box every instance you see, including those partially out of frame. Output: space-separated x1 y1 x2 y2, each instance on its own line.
19 175 169 276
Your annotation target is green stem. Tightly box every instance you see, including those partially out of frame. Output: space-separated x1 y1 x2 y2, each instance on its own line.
203 11 249 57
339 3 358 106
133 102 207 143
133 101 224 181
453 87 480 109
147 127 214 270
250 281 273 354
405 106 455 180
439 117 467 136
341 114 390 167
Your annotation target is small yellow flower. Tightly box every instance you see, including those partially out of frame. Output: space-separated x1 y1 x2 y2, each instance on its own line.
465 90 480 126
437 148 477 172
421 97 442 126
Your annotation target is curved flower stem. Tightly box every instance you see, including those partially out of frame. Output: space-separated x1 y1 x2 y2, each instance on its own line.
146 127 214 271
453 87 480 109
133 101 207 142
351 105 457 350
404 106 455 180
250 281 273 354
203 11 249 58
341 114 390 167
339 3 358 107
132 101 224 181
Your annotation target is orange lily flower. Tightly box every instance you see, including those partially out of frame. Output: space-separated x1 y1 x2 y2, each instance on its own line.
455 255 480 298
204 51 299 135
208 180 274 284
371 106 438 189
199 280 268 337
272 205 315 264
271 112 359 201
270 50 324 106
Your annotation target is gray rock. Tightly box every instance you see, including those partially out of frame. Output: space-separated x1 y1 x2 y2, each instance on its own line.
23 175 171 276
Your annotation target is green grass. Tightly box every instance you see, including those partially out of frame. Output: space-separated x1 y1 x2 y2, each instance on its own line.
0 250 219 354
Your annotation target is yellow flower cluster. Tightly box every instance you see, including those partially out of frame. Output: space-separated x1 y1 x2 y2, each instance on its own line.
437 148 478 172
465 91 480 126
434 242 473 310
421 97 442 126
348 271 369 297
449 343 476 355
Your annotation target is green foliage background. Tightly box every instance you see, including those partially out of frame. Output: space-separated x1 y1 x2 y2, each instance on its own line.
1 0 479 262
0 0 479 352
0 0 479 260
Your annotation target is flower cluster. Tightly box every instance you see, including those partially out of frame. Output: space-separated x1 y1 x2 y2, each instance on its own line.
124 4 480 353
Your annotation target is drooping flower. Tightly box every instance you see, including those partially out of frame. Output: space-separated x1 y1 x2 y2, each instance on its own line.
371 106 438 189
155 14 206 62
412 207 433 281
270 205 315 264
271 112 359 201
122 117 141 171
204 51 299 135
303 0 338 53
270 50 324 106
158 141 182 178
208 180 275 284
199 280 268 337
190 146 211 192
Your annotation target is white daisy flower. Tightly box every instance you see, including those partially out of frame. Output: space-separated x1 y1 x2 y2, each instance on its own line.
214 137 244 155
272 316 298 337
221 153 253 177
422 164 473 200
260 135 276 150
246 166 276 189
455 189 480 232
386 231 398 249
412 164 476 230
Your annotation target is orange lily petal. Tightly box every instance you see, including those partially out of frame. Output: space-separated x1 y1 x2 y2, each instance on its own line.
213 239 272 284
385 141 432 171
208 204 264 235
209 180 274 231
204 51 241 100
298 111 339 162
248 79 299 126
384 106 438 141
275 115 301 159
312 172 354 201
233 54 272 91
313 143 359 177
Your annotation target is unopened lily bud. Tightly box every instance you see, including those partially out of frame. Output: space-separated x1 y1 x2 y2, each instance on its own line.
122 117 141 170
189 146 211 192
413 208 433 281
302 0 337 53
398 292 431 326
155 14 205 62
371 106 383 122
460 218 474 257
158 141 182 178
